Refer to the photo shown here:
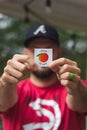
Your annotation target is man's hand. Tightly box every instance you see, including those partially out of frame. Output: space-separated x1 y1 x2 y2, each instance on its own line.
49 57 87 112
0 54 38 111
0 54 37 87
49 57 81 94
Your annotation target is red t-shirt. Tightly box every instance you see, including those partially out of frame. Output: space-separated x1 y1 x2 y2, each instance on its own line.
0 79 87 130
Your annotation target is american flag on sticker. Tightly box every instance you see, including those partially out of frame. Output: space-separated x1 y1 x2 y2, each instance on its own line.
34 49 53 67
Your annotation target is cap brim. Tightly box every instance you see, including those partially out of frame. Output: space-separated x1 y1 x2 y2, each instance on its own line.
24 35 58 47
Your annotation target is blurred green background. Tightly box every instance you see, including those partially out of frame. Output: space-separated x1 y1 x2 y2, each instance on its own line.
0 14 87 130
0 14 87 79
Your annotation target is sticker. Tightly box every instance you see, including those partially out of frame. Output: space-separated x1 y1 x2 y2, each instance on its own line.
34 48 53 67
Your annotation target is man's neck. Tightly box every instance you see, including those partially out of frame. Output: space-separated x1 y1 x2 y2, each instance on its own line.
29 73 58 87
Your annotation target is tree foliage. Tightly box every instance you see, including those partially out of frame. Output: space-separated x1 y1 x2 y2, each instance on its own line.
0 15 87 79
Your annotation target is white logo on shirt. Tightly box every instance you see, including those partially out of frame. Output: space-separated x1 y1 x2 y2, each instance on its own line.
23 98 61 130
33 25 47 35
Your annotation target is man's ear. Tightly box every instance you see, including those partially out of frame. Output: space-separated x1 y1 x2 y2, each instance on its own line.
24 48 29 55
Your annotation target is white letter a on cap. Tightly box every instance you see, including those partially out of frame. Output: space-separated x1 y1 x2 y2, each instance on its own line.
33 25 46 35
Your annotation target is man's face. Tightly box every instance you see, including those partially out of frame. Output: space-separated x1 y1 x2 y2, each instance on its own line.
24 38 61 79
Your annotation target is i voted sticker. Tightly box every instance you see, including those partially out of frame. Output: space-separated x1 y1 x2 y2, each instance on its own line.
34 49 53 67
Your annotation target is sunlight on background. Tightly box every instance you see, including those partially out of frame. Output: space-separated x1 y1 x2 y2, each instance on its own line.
0 14 12 29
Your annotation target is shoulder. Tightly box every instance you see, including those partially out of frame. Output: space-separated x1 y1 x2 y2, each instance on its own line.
81 80 87 86
17 79 31 96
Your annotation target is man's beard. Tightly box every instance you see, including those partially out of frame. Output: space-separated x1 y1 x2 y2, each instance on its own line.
32 68 54 79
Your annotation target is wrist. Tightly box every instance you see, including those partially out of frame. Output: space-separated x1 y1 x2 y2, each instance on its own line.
66 80 83 96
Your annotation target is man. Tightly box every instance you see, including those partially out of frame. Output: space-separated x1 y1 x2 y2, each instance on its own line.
0 24 87 130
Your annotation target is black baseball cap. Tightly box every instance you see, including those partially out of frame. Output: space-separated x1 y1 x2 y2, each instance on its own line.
24 24 60 47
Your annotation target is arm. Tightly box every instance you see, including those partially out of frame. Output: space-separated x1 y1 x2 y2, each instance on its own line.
0 79 18 112
49 57 87 113
0 54 37 112
66 80 87 112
